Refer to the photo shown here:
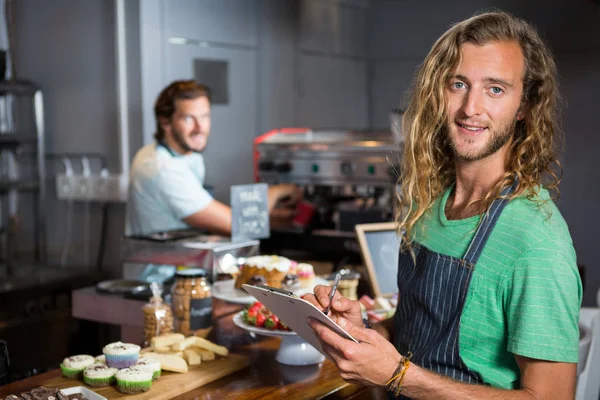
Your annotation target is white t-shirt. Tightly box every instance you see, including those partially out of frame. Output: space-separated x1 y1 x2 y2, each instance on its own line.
125 143 213 235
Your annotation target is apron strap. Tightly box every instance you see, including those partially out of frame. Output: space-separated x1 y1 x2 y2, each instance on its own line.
462 178 519 264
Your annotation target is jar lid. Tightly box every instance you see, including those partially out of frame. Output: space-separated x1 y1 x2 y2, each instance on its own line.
175 268 208 278
324 269 360 281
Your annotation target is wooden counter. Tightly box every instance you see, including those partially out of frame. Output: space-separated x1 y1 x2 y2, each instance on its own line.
0 298 386 400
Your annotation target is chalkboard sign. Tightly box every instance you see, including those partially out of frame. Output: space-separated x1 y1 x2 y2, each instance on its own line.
355 222 400 298
230 183 270 242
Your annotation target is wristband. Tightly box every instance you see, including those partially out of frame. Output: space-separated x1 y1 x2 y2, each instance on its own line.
386 352 412 395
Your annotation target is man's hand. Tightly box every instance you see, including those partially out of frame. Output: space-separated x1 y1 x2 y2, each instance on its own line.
267 184 302 212
303 284 363 328
308 316 402 386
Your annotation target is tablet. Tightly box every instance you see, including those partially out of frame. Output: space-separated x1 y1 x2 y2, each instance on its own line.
242 284 358 355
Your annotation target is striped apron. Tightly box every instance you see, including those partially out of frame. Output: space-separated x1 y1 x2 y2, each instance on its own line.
390 182 516 399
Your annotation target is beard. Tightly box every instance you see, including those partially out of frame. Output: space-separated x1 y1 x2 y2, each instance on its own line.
172 127 207 154
448 114 518 162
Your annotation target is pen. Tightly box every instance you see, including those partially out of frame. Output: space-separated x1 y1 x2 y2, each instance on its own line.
323 271 342 315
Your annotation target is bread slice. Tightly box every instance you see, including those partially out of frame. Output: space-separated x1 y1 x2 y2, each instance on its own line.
151 333 185 350
183 349 201 366
143 352 188 373
193 337 229 357
153 346 184 357
193 347 215 361
171 336 198 351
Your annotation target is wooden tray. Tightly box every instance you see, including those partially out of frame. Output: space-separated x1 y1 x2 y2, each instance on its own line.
43 353 249 399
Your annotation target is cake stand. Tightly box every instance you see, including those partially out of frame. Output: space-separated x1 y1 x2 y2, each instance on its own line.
213 277 328 305
233 312 325 366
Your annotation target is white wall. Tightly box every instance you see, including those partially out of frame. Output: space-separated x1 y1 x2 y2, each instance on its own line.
258 0 370 132
257 0 297 133
295 0 369 129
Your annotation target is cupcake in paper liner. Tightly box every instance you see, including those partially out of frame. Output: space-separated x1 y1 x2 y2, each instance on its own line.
60 355 95 379
102 341 141 369
83 363 118 387
115 368 153 394
94 354 106 364
131 357 162 380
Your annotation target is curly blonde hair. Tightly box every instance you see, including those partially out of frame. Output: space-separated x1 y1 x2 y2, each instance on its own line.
397 11 562 252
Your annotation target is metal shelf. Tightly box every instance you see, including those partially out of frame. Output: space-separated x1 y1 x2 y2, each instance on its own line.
0 80 46 265
0 179 40 193
0 80 38 96
0 134 38 148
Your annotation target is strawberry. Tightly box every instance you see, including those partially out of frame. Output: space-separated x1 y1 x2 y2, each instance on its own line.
265 314 280 330
246 308 258 325
255 313 267 327
248 301 263 314
278 319 291 331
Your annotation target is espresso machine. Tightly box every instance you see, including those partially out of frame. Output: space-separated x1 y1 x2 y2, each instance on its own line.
254 128 400 265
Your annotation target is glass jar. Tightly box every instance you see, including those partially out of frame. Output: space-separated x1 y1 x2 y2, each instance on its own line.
171 268 213 337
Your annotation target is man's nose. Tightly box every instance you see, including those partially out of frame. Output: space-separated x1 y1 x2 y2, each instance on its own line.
193 118 202 132
461 90 483 117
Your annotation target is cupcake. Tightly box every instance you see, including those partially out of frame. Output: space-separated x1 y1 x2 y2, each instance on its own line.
115 368 153 394
94 355 106 364
83 363 118 387
102 341 141 369
131 357 162 380
296 263 315 288
60 355 95 379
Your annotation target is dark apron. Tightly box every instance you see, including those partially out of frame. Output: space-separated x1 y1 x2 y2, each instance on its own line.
390 181 516 399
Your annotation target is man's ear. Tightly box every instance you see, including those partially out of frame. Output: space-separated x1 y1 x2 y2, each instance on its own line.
158 116 171 130
516 104 527 121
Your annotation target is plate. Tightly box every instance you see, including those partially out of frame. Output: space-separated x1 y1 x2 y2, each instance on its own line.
233 311 325 366
95 279 149 295
213 277 328 305
61 386 107 400
212 280 257 305
232 311 296 337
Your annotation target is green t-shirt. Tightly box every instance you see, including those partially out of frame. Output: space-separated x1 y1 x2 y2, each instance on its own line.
414 186 582 389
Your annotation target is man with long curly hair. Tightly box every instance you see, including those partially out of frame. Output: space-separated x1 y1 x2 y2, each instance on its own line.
307 11 581 399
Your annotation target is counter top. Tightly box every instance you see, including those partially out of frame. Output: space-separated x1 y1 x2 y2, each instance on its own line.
0 299 385 399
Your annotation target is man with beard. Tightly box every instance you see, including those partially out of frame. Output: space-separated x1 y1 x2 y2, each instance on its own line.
306 11 581 399
126 80 300 236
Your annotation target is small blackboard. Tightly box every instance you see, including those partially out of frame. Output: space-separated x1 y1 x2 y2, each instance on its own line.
230 183 270 242
355 222 400 298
